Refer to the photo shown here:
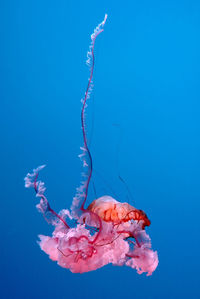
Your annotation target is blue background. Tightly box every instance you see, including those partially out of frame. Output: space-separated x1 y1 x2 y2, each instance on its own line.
1 0 200 298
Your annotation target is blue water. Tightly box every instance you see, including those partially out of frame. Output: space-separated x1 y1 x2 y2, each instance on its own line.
1 0 200 298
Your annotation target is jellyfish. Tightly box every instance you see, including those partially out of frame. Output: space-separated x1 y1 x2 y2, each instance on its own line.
24 14 158 275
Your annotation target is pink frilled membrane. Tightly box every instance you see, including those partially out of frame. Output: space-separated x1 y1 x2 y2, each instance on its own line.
25 166 158 275
24 15 158 275
39 222 158 275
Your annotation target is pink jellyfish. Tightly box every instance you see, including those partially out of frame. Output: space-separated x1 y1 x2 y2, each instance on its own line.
25 14 158 275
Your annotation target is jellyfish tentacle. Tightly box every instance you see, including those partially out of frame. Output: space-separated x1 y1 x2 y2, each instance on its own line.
72 15 108 215
25 165 69 228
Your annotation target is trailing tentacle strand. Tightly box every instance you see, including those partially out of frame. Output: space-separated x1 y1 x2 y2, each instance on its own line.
71 14 107 216
25 165 69 228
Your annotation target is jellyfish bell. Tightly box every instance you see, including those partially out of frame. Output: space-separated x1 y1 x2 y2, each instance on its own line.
87 195 151 229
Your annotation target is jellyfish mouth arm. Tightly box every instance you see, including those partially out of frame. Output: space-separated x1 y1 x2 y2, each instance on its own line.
24 165 69 228
71 15 107 215
80 18 107 210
